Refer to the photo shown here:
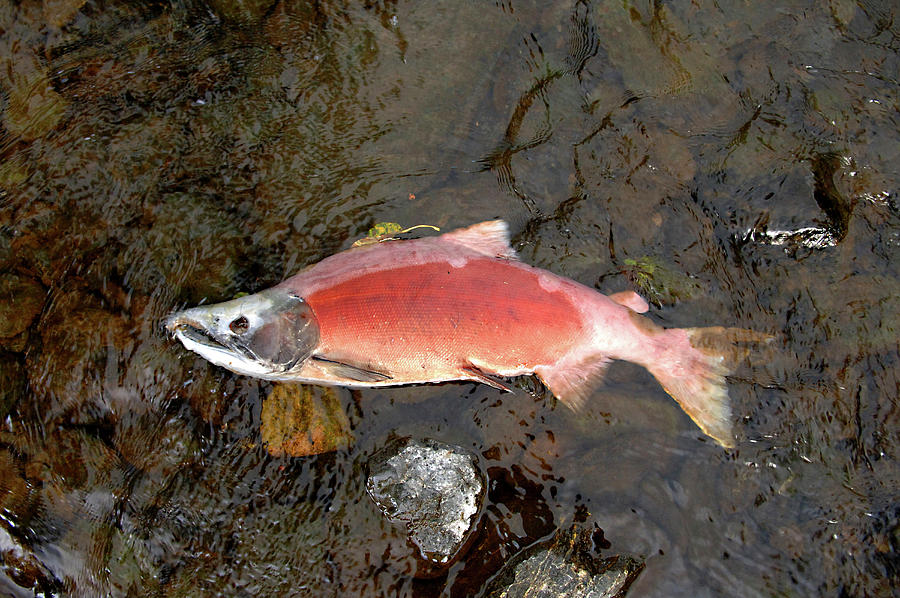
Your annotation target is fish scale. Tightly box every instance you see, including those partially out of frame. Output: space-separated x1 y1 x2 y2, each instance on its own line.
304 259 584 376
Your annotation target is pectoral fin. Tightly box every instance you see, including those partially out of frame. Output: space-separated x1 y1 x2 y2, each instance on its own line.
310 356 393 383
461 365 514 392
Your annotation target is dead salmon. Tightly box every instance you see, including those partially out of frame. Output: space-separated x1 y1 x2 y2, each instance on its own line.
167 220 771 447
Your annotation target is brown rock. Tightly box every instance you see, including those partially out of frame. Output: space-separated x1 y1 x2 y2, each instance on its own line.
27 287 130 422
208 0 276 24
0 352 25 419
260 383 352 457
0 449 31 516
0 273 46 340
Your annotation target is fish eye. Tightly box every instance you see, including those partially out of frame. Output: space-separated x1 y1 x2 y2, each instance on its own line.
229 316 250 334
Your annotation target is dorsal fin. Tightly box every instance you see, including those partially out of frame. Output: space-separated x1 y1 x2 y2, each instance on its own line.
442 220 519 260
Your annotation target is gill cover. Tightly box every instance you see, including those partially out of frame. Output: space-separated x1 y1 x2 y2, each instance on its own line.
167 288 319 378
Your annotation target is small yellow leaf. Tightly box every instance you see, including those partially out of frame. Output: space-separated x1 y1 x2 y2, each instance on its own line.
367 222 405 238
351 223 440 247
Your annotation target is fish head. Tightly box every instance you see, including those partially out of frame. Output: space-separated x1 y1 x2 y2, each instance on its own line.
166 288 319 379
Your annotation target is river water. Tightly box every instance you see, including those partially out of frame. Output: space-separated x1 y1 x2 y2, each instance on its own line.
1 1 897 596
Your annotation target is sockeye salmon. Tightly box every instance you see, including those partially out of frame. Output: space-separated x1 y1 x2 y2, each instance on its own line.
167 220 770 447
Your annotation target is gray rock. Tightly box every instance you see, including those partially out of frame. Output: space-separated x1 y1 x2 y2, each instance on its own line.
366 438 484 564
483 525 644 598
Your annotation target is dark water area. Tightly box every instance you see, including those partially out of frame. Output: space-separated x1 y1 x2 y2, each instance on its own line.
1 0 898 596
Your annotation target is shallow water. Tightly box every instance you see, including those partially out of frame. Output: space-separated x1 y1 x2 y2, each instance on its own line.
1 0 898 596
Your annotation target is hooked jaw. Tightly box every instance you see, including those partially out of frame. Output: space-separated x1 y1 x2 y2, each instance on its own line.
166 289 320 379
166 311 278 378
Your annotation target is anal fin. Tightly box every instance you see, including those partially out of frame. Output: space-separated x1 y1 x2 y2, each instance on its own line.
461 365 514 393
534 356 611 411
310 356 393 383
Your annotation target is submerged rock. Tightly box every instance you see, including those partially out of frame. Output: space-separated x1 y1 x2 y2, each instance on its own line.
0 274 45 345
1 52 67 142
260 383 352 457
366 438 484 568
117 192 244 306
0 353 24 419
114 412 199 479
483 525 644 598
43 0 87 27
0 525 62 596
622 255 703 307
26 287 131 422
208 0 276 24
0 449 33 522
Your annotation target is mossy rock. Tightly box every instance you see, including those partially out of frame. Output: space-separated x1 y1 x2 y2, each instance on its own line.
623 256 703 306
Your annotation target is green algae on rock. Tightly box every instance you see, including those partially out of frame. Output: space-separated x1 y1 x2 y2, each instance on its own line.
622 255 703 306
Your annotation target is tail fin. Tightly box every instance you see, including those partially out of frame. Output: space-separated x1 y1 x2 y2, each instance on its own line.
645 327 773 448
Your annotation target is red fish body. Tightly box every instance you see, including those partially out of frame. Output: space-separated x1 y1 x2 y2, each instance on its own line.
169 221 769 447
288 253 588 386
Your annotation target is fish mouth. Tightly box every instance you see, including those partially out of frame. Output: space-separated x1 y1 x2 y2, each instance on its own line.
167 315 272 365
175 322 224 350
167 315 230 352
